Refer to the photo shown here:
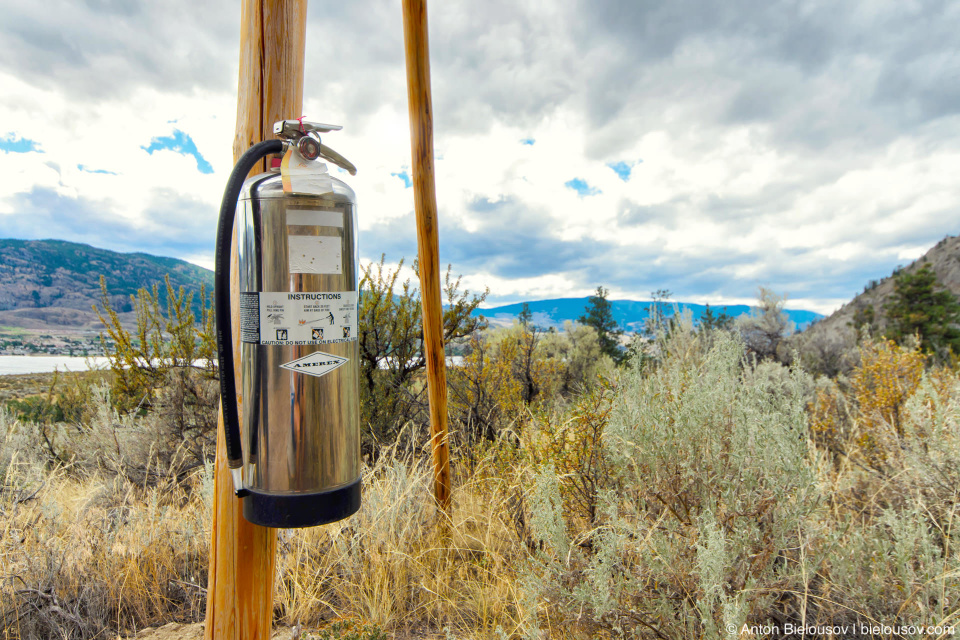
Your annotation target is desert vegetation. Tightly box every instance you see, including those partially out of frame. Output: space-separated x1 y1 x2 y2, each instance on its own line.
2 264 960 639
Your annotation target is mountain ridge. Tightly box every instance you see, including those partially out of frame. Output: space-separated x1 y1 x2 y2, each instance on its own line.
795 234 960 354
0 238 213 331
0 237 836 334
472 297 823 332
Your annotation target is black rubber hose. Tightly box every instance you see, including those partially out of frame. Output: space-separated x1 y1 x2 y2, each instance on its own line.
215 139 283 469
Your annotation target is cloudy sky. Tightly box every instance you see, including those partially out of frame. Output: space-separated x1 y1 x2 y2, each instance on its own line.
1 0 958 315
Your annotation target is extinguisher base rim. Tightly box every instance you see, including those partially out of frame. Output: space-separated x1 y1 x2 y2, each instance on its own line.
241 477 361 529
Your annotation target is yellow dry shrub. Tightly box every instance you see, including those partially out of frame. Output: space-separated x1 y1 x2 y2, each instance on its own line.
453 332 524 432
450 326 564 447
808 381 851 458
851 338 924 465
525 383 614 526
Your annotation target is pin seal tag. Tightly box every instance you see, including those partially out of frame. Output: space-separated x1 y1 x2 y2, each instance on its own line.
280 146 334 195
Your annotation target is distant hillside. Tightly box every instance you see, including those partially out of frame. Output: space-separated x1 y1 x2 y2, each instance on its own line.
0 238 838 336
0 239 213 331
472 297 823 332
795 234 960 353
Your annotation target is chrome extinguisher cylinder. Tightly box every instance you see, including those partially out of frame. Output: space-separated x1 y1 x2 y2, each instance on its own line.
215 120 361 528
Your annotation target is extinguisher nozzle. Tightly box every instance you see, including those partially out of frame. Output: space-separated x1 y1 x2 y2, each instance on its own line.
230 467 248 497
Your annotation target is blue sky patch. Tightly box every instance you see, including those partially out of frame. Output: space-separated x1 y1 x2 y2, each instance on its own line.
1 134 42 154
141 129 213 174
392 170 412 188
521 138 535 146
565 178 601 196
78 164 117 175
608 161 635 181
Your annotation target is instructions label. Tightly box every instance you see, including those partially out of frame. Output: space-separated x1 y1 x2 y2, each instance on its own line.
240 293 262 343
239 291 358 346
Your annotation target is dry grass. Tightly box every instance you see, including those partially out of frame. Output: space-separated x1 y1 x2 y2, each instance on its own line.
1 413 530 639
274 452 526 637
1 457 210 638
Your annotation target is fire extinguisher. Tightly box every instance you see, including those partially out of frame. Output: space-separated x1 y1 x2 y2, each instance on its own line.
215 120 361 528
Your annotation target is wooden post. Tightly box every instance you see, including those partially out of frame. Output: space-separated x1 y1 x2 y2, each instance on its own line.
402 0 452 513
205 2 307 639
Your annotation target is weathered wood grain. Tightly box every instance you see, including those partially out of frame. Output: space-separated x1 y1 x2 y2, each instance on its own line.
206 2 307 638
402 0 452 513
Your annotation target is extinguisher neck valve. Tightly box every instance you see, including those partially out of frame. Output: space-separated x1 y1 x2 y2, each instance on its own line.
272 119 357 176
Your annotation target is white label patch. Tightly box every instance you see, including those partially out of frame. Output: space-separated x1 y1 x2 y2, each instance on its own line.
280 351 348 378
287 209 342 228
288 235 342 274
240 291 358 345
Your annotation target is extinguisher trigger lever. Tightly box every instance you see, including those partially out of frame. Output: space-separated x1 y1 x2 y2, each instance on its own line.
318 143 357 176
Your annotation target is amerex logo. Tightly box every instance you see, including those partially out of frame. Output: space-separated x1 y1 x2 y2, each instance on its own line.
278 351 348 378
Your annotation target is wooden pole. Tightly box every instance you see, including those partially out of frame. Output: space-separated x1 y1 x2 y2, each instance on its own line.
205 2 307 639
402 0 451 513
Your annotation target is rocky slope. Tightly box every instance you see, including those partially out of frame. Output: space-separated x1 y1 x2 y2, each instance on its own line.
0 239 212 331
793 234 960 369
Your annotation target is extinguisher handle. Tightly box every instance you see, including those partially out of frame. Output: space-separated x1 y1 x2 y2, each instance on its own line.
274 119 342 137
317 142 357 176
215 138 284 491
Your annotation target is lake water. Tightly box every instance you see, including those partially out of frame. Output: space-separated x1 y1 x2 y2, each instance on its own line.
0 355 112 376
0 355 464 375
